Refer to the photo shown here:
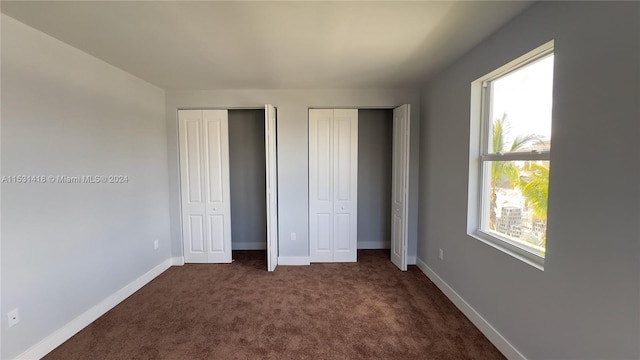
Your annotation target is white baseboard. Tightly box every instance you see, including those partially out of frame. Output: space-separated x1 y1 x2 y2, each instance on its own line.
415 257 526 360
357 241 390 249
170 256 185 266
232 242 266 250
407 255 416 265
16 258 173 360
277 256 310 266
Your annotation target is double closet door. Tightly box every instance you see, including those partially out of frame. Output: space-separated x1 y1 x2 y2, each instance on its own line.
179 107 279 270
309 109 358 263
179 110 233 263
308 105 411 270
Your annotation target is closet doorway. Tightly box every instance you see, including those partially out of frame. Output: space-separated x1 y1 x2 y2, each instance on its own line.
178 105 278 271
308 105 410 270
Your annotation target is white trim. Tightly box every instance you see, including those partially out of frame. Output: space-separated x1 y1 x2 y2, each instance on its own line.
357 241 390 249
415 257 526 360
481 151 550 162
478 40 555 83
277 256 310 266
15 259 173 360
232 242 266 251
170 256 185 266
407 255 416 265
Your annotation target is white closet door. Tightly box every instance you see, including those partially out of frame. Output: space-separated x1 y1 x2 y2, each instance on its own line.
309 109 334 262
179 109 232 263
332 109 358 262
309 109 358 263
265 104 278 272
202 110 232 263
179 110 208 263
390 104 410 271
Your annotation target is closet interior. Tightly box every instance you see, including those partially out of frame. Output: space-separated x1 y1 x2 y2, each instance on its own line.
228 109 267 254
357 109 393 251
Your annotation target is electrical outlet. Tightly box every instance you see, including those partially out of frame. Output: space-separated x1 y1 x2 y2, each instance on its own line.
290 232 297 241
154 239 159 250
8 308 20 328
439 248 444 260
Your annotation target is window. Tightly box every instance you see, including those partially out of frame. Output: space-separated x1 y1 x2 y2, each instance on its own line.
468 41 554 269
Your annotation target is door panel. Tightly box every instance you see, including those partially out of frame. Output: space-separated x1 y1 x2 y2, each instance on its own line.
390 105 410 271
185 119 203 204
334 213 355 262
179 110 207 263
310 213 332 262
265 104 279 272
316 116 332 200
202 110 232 263
316 213 332 251
208 214 225 253
204 118 225 203
309 109 334 262
392 213 402 254
333 109 358 262
335 213 351 251
188 215 205 253
335 116 352 200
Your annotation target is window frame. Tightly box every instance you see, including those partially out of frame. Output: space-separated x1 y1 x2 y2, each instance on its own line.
468 40 554 270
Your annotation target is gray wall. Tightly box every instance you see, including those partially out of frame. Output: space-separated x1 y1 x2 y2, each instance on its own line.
228 109 267 250
357 109 392 249
1 15 170 359
166 90 420 261
418 2 639 359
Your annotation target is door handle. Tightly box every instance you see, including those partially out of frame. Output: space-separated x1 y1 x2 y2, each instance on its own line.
341 206 346 210
213 207 218 211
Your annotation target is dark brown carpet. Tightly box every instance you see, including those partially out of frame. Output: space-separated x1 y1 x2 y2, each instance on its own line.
44 250 504 360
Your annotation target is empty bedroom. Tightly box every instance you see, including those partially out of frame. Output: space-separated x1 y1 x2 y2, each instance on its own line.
2 1 638 359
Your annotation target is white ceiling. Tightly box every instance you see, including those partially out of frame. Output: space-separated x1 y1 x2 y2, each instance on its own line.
1 1 532 90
